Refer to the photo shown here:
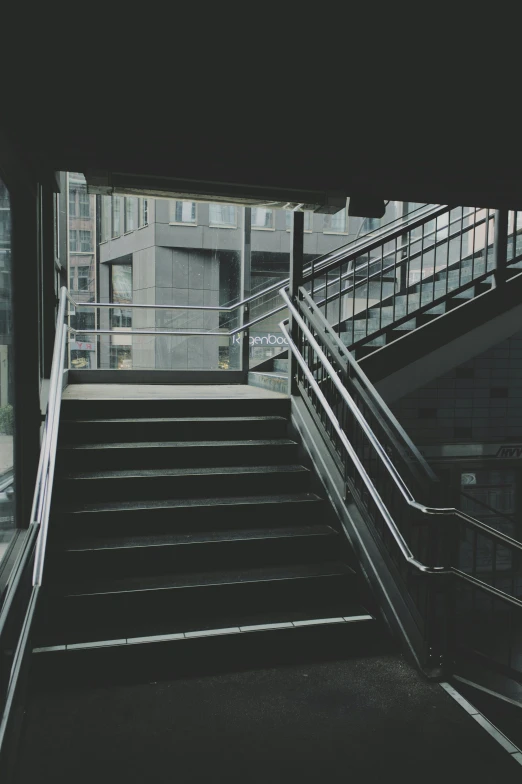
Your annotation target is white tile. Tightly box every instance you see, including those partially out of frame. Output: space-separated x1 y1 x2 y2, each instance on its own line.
440 682 478 715
293 617 346 627
185 627 240 638
472 714 519 754
67 639 126 650
127 633 185 644
240 622 294 632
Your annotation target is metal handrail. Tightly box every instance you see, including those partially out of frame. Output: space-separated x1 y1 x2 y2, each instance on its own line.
71 205 446 316
297 285 438 485
280 290 522 576
32 287 69 585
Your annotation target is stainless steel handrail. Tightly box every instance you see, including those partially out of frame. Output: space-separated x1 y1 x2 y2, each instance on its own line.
280 289 522 575
70 304 287 339
32 287 69 586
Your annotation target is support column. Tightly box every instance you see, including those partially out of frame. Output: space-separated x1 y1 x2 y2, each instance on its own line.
289 211 304 395
493 208 509 286
241 207 252 379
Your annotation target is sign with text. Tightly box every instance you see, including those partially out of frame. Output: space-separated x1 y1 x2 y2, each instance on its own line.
70 341 96 352
232 332 288 347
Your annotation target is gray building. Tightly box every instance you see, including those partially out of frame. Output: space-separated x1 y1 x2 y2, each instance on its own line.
95 194 410 371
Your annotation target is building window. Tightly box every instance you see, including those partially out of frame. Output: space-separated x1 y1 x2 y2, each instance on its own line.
110 263 133 328
69 188 77 217
79 188 90 218
101 196 111 242
170 200 197 225
78 265 90 291
209 204 236 227
138 198 149 228
69 229 78 252
112 197 121 237
124 197 136 233
363 217 380 233
285 210 313 232
251 207 274 230
80 230 92 252
323 206 348 234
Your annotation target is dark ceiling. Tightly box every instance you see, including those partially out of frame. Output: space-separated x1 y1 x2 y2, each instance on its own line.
2 83 521 211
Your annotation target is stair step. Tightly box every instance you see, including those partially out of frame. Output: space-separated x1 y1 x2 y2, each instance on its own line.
60 397 290 421
54 464 311 503
57 439 299 470
47 524 340 582
51 492 329 540
38 562 357 645
59 415 289 444
32 610 384 688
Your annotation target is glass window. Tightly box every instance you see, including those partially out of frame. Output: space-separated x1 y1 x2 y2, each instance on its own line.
251 207 274 229
101 196 111 242
78 265 90 291
138 198 149 228
79 230 92 252
112 197 121 237
0 178 15 566
69 229 78 252
79 188 90 218
124 197 136 232
209 204 236 227
69 188 76 217
170 200 196 224
285 210 313 232
323 206 348 234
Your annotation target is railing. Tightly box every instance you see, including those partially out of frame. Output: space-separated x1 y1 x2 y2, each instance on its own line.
304 206 522 352
68 204 442 372
281 286 522 677
0 286 70 760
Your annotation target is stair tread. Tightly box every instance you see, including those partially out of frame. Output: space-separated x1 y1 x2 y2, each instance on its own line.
58 464 309 481
36 604 374 647
53 561 354 597
53 524 338 553
59 439 297 451
54 491 325 515
61 415 288 424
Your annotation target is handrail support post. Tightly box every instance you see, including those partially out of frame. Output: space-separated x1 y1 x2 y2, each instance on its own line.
289 211 304 395
493 209 509 287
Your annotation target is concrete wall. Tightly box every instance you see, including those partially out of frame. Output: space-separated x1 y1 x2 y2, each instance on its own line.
392 330 522 446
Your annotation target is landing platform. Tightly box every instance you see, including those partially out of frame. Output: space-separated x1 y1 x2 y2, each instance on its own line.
18 653 522 783
63 384 287 401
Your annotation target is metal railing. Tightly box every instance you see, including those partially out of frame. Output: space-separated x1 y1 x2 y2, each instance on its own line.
0 286 70 757
281 287 522 676
68 205 442 372
305 206 522 352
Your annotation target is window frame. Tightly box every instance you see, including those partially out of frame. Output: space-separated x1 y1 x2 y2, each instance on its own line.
112 196 122 238
208 203 237 229
124 197 136 234
169 200 198 226
251 207 275 231
138 198 149 229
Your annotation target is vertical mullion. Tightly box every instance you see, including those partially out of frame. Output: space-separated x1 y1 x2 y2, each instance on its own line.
458 207 463 290
365 252 370 340
419 223 425 308
338 263 342 334
432 216 437 303
351 257 356 345
484 208 491 277
471 208 477 280
379 245 384 330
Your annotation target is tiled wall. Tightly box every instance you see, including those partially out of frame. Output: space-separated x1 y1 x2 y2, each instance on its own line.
391 330 522 445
